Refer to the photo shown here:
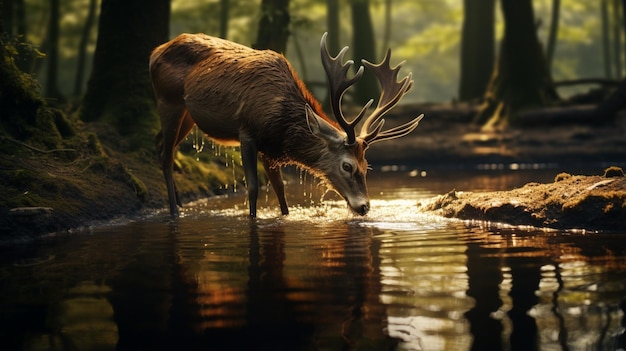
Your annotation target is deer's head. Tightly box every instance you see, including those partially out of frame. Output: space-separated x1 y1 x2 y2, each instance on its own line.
307 33 424 216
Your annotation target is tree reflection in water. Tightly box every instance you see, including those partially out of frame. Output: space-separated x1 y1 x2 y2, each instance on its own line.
0 171 625 350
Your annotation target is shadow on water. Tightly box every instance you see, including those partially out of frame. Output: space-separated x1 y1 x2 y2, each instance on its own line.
1 169 626 350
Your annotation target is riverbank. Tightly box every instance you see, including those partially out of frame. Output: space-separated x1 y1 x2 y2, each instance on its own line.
1 103 626 240
416 166 626 231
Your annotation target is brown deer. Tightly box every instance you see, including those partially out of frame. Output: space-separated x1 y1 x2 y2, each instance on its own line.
150 32 423 218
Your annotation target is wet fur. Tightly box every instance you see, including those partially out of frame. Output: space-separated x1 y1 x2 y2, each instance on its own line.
150 33 369 216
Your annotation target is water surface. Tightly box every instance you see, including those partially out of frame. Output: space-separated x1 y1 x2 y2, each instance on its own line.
1 168 625 351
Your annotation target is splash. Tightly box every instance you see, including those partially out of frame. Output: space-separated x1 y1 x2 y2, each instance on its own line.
192 126 205 161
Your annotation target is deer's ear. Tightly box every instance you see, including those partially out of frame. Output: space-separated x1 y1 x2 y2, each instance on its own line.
305 104 343 143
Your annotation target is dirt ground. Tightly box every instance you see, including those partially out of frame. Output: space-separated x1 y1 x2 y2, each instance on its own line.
417 167 626 231
1 103 626 240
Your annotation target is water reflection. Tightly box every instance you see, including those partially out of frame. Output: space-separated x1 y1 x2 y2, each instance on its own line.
0 170 625 350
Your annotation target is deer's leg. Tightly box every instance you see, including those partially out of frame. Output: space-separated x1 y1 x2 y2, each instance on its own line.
261 156 288 215
239 133 258 218
171 113 195 207
157 103 189 218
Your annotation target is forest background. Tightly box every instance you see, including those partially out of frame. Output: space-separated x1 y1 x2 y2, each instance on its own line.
1 0 625 236
8 0 622 104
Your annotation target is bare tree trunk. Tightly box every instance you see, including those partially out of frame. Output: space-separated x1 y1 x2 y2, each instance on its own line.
81 0 170 149
326 0 339 54
219 0 229 39
73 0 98 97
545 0 560 69
2 0 12 35
349 0 379 106
45 0 63 101
593 0 626 123
474 0 558 128
459 0 495 102
602 0 613 78
254 0 290 53
612 0 623 78
381 0 391 57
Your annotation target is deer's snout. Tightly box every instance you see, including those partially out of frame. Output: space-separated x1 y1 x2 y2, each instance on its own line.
350 200 370 216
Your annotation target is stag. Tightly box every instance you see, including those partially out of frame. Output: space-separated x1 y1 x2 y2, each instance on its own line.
150 32 423 218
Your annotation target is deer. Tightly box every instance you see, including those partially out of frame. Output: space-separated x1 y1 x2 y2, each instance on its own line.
150 32 423 218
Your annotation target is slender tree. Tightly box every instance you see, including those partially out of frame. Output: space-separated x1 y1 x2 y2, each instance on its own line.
594 0 626 122
602 0 612 78
73 0 98 97
612 0 624 78
474 0 558 128
349 0 379 106
254 0 290 53
459 0 495 102
381 0 391 57
219 0 229 39
326 0 339 55
2 0 12 34
80 0 170 149
1 0 25 37
45 0 63 101
545 0 560 70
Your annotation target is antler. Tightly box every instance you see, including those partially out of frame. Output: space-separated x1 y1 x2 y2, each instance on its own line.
320 32 423 146
320 32 373 146
359 49 424 145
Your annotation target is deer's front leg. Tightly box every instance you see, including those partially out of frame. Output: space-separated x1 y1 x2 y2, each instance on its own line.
240 134 258 218
261 155 289 215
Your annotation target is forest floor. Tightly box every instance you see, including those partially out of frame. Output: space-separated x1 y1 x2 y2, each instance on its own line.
1 102 626 241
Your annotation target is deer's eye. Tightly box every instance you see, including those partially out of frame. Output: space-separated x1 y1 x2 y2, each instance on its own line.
342 162 353 174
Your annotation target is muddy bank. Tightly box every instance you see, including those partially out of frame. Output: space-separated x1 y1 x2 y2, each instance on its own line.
417 166 626 231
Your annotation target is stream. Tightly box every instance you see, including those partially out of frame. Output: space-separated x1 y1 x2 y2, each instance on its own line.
1 166 625 350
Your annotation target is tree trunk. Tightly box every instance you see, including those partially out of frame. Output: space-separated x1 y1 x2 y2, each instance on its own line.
381 0 391 57
459 0 495 102
80 0 170 150
349 0 379 106
474 0 558 128
593 0 626 122
73 0 97 97
219 0 229 39
45 0 63 101
2 0 12 35
326 0 339 54
545 0 560 69
253 0 290 53
612 0 623 78
602 0 612 78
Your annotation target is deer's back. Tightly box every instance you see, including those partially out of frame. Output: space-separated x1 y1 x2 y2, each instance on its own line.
150 33 307 144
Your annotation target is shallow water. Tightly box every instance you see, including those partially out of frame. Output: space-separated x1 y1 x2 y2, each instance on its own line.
1 168 625 351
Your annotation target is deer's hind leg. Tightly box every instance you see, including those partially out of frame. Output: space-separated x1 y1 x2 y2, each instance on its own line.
156 103 195 218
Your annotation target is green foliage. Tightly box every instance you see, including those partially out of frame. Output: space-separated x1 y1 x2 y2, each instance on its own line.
17 0 616 104
533 0 605 83
171 0 261 44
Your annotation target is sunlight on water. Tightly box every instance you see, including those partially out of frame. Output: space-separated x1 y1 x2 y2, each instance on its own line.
2 169 626 351
178 182 476 351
